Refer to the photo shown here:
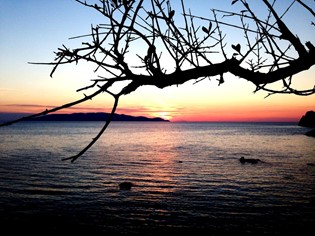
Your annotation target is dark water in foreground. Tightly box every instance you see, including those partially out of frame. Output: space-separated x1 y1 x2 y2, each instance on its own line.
0 122 314 235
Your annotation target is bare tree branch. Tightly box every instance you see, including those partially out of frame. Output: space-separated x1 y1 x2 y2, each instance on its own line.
62 93 120 163
296 0 315 17
1 0 315 162
0 82 114 127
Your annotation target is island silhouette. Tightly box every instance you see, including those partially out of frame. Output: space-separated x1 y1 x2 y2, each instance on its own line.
29 112 169 122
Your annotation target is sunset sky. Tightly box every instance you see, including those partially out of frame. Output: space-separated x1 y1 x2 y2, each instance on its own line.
0 0 314 122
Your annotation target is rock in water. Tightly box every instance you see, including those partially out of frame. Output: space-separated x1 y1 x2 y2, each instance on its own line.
119 182 133 190
239 156 261 164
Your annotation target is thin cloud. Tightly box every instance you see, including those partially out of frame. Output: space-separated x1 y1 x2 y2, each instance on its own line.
4 104 56 108
2 104 107 113
117 106 185 115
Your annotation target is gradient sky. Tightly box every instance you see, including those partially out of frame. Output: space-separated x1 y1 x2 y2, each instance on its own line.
0 0 314 122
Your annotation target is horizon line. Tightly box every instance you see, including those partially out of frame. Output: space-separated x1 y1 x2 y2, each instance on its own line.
0 111 300 123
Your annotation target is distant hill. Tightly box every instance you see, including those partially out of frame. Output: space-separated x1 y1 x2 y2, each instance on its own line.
29 112 169 122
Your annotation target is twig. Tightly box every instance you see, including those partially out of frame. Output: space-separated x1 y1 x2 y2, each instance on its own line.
62 93 120 163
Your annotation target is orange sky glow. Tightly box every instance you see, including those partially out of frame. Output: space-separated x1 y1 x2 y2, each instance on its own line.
0 1 314 123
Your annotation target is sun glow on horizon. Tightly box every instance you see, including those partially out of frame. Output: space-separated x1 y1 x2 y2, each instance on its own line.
152 112 173 121
0 1 314 124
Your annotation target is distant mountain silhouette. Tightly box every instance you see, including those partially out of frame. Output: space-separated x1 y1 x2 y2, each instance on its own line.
30 112 169 122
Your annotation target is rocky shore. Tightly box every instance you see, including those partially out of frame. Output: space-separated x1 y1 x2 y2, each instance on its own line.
298 111 315 137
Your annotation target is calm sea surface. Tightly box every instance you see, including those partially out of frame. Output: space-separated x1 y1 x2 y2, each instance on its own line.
0 122 314 235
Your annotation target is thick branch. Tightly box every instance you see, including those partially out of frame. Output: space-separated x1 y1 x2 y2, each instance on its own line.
120 49 315 95
2 0 314 163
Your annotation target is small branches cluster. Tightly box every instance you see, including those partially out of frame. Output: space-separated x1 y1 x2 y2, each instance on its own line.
1 0 314 162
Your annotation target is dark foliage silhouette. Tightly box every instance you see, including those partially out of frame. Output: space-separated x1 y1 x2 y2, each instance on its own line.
1 0 315 162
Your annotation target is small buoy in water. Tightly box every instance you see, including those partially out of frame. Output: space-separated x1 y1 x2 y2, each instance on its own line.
119 182 133 190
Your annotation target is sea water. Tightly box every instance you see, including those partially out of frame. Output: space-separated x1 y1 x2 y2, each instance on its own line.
0 122 314 235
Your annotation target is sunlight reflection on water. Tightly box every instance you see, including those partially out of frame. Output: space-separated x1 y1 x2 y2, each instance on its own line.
0 122 314 235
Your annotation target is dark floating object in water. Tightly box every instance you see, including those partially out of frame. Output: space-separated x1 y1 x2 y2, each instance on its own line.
239 156 261 164
119 182 133 190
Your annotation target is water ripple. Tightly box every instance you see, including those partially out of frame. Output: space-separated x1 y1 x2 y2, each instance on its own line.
0 122 314 235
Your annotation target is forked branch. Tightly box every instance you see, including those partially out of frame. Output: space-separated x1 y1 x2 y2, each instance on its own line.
1 0 314 162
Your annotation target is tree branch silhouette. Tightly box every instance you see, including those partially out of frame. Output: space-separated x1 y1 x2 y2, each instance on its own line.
1 0 314 162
